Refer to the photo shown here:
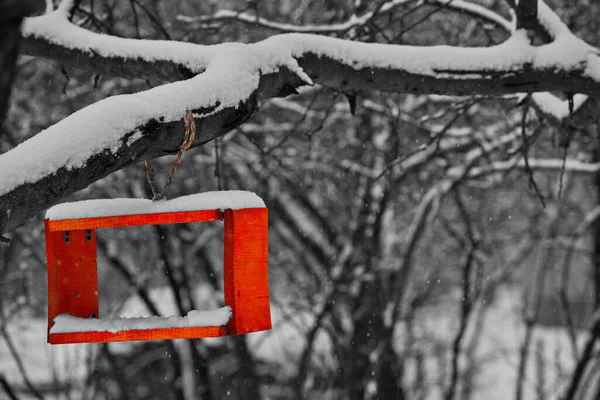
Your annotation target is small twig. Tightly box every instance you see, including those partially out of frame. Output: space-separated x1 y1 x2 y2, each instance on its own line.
445 245 476 400
375 100 476 182
562 310 600 400
68 0 83 21
129 0 141 38
60 64 69 94
397 0 455 38
445 189 478 400
519 99 546 207
0 374 18 400
557 255 579 359
130 0 171 40
558 147 568 199
558 95 575 198
144 160 161 200
214 138 222 190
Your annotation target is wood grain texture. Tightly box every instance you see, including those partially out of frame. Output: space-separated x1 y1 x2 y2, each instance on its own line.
49 325 228 344
224 208 271 335
46 225 98 340
45 206 271 343
46 209 224 231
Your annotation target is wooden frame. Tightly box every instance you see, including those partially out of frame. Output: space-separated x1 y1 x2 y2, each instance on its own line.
44 207 270 344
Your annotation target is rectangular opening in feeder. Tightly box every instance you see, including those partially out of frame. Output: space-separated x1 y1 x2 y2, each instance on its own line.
44 192 272 344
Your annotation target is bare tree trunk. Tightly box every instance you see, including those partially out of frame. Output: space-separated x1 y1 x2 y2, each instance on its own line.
179 340 197 400
375 341 405 400
0 0 44 127
0 374 18 400
100 344 132 400
561 131 600 400
593 136 600 310
232 336 261 400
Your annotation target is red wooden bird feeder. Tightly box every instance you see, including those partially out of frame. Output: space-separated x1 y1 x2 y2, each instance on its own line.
44 191 271 345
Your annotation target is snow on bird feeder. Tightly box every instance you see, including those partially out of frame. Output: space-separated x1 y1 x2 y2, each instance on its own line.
44 191 271 344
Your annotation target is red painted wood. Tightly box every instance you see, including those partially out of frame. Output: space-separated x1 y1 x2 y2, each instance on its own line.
46 209 224 231
44 205 271 344
46 224 98 340
49 325 228 344
224 208 271 335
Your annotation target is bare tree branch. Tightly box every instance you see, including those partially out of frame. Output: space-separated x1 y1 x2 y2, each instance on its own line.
0 328 44 400
444 194 478 400
0 374 19 400
562 310 600 400
1 0 600 235
178 0 414 35
0 0 45 125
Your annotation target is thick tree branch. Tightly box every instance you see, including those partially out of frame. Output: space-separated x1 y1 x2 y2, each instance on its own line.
2 0 600 234
20 6 206 82
298 51 599 95
18 2 600 93
21 36 198 82
0 91 259 233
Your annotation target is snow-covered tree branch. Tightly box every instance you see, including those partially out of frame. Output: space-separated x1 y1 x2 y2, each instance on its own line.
1 0 600 234
6 1 600 398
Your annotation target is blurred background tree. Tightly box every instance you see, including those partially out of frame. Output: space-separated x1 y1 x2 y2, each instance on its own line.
2 0 600 399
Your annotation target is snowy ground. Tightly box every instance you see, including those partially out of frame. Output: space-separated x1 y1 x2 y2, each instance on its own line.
0 285 586 398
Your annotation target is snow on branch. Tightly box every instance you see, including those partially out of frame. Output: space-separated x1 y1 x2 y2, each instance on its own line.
20 4 211 81
468 158 600 178
0 39 309 198
20 0 600 89
19 0 600 92
178 0 514 36
536 0 580 40
2 0 600 234
530 93 588 121
443 0 513 32
177 0 415 34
